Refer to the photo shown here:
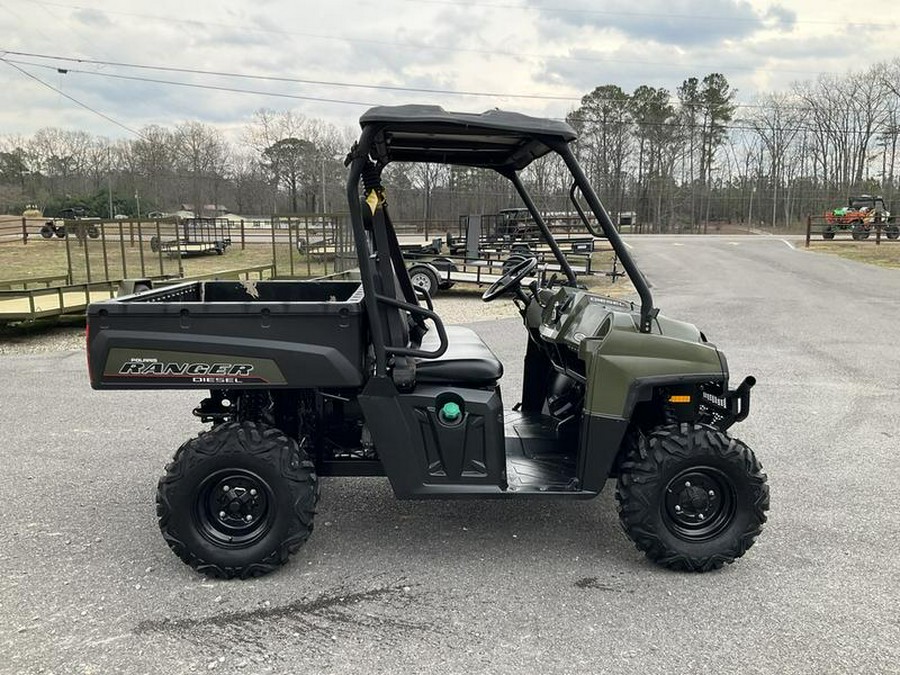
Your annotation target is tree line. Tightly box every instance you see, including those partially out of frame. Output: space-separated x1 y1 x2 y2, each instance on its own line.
2 59 900 230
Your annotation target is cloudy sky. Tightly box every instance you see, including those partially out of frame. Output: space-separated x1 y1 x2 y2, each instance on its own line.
0 0 897 141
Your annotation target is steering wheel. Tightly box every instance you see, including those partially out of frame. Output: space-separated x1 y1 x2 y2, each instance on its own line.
482 256 538 302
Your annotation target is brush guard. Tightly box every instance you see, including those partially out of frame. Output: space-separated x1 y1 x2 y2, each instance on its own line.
699 376 756 431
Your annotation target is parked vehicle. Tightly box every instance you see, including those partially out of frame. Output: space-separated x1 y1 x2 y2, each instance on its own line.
40 207 100 240
823 195 894 240
87 105 768 579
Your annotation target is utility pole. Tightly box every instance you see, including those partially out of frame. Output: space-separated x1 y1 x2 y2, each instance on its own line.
320 155 327 215
107 147 114 219
135 190 141 219
748 185 755 233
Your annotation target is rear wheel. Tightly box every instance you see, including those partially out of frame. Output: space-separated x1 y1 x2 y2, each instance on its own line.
822 226 835 240
40 224 54 239
156 421 317 579
616 423 769 572
885 224 900 240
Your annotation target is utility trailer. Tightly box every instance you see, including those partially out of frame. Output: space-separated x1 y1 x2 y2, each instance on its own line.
403 252 597 296
450 211 599 259
87 105 767 579
149 217 231 257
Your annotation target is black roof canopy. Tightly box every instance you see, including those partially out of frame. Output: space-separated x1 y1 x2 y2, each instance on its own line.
359 105 578 172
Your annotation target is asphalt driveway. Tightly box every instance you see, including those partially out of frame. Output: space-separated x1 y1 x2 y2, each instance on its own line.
0 235 897 673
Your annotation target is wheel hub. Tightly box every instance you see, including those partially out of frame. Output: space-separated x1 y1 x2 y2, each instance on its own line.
663 468 735 541
211 478 266 527
196 470 274 546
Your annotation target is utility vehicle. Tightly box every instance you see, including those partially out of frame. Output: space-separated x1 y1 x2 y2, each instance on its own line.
823 195 897 240
40 207 101 240
86 105 768 579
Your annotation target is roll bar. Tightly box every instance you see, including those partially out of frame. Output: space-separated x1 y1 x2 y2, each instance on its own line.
345 128 450 377
551 140 657 333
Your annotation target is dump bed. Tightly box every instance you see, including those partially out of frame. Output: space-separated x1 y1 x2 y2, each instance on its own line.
87 280 367 389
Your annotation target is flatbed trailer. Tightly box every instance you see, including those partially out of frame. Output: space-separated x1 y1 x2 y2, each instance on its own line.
0 280 120 322
150 217 232 257
451 213 601 258
0 265 274 324
402 251 609 296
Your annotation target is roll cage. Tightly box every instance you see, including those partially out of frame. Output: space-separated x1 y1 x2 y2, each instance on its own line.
344 105 657 378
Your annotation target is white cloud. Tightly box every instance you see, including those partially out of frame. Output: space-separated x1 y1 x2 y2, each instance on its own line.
0 0 894 140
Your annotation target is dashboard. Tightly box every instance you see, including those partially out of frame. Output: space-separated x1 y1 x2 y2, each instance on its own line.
537 287 634 352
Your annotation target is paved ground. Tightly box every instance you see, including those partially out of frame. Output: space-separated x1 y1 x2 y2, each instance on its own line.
1 235 898 673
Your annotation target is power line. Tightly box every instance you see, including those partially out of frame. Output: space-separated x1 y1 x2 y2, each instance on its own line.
6 55 895 139
3 58 379 107
2 50 582 102
4 49 891 114
1 58 143 137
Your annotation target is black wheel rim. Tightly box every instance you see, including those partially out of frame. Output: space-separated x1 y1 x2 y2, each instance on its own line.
662 467 736 542
195 469 275 548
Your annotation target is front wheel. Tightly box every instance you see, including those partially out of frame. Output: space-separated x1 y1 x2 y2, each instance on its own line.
616 423 769 572
156 421 318 579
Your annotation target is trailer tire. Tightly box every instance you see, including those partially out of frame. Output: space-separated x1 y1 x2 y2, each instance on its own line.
150 235 160 253
40 224 54 239
87 225 100 239
616 423 768 573
156 421 318 579
409 265 438 296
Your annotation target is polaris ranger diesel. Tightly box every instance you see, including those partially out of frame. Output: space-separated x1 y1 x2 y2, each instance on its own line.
87 105 768 578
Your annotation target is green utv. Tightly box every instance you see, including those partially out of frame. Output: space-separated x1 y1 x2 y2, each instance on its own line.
86 106 768 578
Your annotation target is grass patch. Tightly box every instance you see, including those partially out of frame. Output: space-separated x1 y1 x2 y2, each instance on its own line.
805 242 900 269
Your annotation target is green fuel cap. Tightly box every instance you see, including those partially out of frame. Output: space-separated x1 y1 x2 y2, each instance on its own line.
441 401 461 421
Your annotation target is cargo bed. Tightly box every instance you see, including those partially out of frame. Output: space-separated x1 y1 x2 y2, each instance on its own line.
87 280 367 390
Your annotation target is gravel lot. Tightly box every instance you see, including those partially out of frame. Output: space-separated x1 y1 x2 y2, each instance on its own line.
1 235 897 673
